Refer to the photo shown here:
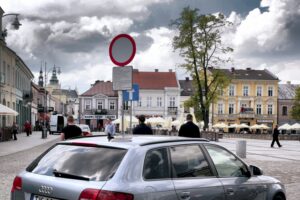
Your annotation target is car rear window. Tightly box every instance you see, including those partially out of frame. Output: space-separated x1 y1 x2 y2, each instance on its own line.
26 144 127 181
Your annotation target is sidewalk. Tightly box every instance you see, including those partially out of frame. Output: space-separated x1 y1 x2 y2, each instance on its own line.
216 138 300 162
0 131 60 157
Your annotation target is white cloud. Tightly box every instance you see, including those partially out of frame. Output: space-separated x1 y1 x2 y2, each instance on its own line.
133 27 183 71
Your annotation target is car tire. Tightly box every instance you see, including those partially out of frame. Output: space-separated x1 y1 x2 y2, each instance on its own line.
273 194 285 200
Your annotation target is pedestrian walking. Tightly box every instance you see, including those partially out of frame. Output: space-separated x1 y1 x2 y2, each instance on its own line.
105 118 116 141
178 114 200 138
133 115 153 135
271 124 282 148
60 115 82 140
24 120 31 136
12 122 18 140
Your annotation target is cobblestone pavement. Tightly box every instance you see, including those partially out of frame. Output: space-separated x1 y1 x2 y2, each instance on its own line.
0 139 59 200
217 138 300 200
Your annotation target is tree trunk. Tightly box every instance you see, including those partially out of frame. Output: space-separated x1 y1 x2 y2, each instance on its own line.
203 108 209 131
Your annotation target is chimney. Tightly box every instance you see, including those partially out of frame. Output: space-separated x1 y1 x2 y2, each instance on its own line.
155 69 159 72
246 67 251 70
287 81 291 84
185 77 189 81
231 67 235 72
169 69 172 72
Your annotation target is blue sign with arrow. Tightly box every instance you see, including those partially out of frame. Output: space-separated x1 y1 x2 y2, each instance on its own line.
122 84 139 101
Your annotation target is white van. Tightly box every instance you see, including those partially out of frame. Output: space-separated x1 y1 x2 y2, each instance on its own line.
50 114 67 134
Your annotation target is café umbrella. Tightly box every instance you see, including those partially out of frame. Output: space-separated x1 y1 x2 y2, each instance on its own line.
212 123 228 129
278 123 291 130
0 104 18 116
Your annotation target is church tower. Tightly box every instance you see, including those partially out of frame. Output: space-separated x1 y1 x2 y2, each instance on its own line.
38 67 44 87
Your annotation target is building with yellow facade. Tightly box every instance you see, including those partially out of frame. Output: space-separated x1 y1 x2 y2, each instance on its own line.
212 68 279 132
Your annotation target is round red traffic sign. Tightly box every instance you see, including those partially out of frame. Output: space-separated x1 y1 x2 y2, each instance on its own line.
109 34 136 67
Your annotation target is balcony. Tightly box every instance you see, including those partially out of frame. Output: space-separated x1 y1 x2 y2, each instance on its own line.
168 107 178 115
94 109 108 115
239 107 255 119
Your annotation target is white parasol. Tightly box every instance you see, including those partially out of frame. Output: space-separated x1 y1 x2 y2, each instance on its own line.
0 104 18 116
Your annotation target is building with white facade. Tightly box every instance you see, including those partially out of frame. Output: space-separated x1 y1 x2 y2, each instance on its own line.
79 80 118 131
117 69 180 119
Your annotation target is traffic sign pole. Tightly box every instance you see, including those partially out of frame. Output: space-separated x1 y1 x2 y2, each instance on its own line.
109 34 136 138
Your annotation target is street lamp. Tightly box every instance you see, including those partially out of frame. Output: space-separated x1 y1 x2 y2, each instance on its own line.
0 7 22 40
42 63 61 139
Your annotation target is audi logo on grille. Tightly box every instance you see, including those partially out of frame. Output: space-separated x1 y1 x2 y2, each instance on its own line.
38 185 53 195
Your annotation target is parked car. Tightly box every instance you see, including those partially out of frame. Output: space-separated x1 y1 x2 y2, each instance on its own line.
76 124 92 136
11 136 286 200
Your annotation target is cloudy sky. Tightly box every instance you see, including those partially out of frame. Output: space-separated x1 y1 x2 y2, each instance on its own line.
1 0 300 94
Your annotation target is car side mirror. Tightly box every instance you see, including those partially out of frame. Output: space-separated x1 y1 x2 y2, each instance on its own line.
249 165 263 176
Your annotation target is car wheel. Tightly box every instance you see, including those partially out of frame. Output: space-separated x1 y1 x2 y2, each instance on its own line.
273 194 285 200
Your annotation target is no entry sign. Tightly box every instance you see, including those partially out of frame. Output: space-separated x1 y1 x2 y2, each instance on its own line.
109 34 136 66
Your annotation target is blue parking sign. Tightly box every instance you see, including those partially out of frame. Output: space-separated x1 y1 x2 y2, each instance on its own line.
122 84 139 101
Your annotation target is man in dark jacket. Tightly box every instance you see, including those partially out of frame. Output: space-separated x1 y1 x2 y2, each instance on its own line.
271 124 282 148
178 114 200 138
61 115 82 140
133 115 153 135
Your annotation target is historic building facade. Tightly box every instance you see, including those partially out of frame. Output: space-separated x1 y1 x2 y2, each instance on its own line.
212 68 279 131
79 80 118 130
117 69 180 119
0 40 34 129
278 82 299 126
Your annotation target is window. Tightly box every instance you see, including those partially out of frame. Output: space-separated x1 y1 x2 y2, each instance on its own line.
170 145 213 178
256 104 262 115
147 96 152 108
7 65 10 85
97 100 104 110
218 104 223 114
138 97 142 107
157 97 162 107
243 86 249 96
219 88 223 96
268 104 273 115
282 106 288 116
123 101 129 110
84 99 91 110
2 61 5 84
229 85 235 96
229 104 234 114
109 101 115 110
268 86 273 97
169 97 176 107
240 103 247 113
143 148 170 180
26 144 127 182
205 145 249 177
257 86 262 96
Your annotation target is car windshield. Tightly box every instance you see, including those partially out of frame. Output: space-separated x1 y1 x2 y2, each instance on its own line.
26 144 127 181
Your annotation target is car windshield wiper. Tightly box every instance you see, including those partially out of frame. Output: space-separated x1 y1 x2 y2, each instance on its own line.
53 169 90 181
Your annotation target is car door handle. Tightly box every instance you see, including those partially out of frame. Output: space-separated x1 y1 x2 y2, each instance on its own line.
226 188 235 196
180 191 191 200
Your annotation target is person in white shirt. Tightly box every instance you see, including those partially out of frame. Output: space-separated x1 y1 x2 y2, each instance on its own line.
105 118 115 141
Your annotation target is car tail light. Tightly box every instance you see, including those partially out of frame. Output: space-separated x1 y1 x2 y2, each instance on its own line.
79 189 134 200
78 189 100 200
11 176 22 192
83 131 91 136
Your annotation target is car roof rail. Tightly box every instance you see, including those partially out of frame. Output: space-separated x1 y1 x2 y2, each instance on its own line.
140 138 209 146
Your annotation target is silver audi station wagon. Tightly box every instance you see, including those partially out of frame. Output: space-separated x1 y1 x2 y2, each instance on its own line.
11 136 286 200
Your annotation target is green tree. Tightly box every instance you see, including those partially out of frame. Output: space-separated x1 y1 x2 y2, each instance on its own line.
291 87 300 120
172 7 232 129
